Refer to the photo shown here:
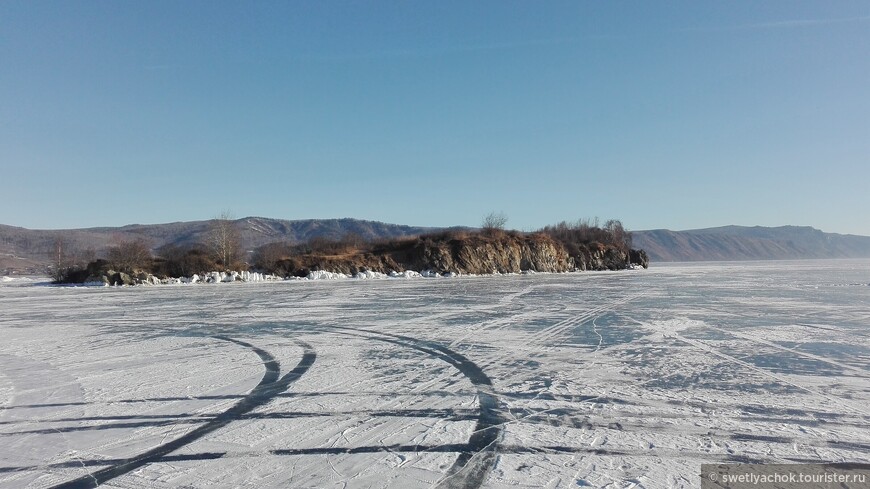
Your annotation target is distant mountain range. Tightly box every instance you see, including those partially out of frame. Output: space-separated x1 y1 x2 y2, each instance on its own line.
0 217 440 273
633 226 870 262
3 219 870 273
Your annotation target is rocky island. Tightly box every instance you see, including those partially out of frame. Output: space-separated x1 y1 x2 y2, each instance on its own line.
46 218 648 285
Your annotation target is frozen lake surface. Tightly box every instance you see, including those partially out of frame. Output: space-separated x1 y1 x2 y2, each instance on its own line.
1 260 869 488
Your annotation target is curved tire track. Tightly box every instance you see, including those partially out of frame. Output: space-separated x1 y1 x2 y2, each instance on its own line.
52 335 315 489
324 326 503 489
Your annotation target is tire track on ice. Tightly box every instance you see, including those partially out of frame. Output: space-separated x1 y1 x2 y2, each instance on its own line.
333 293 645 488
666 332 868 417
323 326 504 489
701 323 870 376
51 335 315 489
299 289 642 486
473 292 644 373
273 284 543 462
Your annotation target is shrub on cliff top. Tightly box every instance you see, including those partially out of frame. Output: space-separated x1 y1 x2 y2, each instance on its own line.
481 212 508 235
540 219 632 255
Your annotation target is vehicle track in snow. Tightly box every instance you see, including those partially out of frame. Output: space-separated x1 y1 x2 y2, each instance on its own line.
307 291 644 488
323 325 505 489
50 335 315 489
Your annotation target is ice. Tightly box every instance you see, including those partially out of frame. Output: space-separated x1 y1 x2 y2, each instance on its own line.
389 270 422 279
0 259 868 488
0 276 36 287
355 270 390 279
306 270 350 280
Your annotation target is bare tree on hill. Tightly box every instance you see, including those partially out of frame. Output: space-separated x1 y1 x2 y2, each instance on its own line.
49 237 69 282
208 211 243 270
107 235 152 272
47 236 95 282
481 212 508 234
604 219 632 251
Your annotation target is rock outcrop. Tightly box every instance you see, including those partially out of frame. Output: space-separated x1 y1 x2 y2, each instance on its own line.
273 231 648 277
71 259 161 286
629 249 650 269
410 233 573 274
56 230 649 284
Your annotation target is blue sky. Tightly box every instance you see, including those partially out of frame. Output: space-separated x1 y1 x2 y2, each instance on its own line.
2 1 868 234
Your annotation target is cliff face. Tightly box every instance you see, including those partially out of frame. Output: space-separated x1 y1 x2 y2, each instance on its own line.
277 232 646 277
411 233 573 274
576 247 626 271
52 229 649 282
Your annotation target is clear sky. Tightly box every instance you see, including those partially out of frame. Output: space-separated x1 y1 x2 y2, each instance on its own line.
2 1 868 234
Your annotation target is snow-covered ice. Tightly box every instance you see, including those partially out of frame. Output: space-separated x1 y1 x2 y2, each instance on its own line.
0 260 868 488
0 276 38 286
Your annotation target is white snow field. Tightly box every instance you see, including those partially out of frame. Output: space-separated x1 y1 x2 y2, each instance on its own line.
0 260 868 488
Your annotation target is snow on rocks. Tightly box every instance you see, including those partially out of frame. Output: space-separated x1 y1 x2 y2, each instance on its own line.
182 274 201 284
241 271 277 282
306 270 350 280
59 270 285 287
36 267 538 288
0 276 37 285
389 270 422 279
354 270 390 280
308 268 448 280
82 280 109 287
171 270 283 284
334 270 430 280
